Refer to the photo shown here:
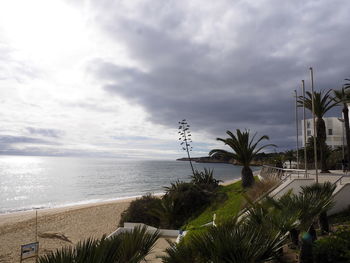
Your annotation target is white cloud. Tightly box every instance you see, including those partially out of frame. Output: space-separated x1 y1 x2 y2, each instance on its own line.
0 0 349 158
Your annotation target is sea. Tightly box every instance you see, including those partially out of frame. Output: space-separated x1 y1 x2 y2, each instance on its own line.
0 155 259 214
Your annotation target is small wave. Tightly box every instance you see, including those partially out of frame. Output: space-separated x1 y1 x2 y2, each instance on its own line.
0 192 165 215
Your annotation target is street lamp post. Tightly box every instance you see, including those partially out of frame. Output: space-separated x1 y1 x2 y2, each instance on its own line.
310 67 318 183
295 90 299 169
302 80 308 177
338 117 345 171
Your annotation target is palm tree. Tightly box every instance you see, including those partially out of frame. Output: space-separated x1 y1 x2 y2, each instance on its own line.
38 226 159 263
296 183 335 263
284 150 295 168
298 90 338 172
198 217 288 262
162 216 288 263
345 78 350 89
333 86 350 168
280 183 335 263
301 182 336 234
209 129 275 188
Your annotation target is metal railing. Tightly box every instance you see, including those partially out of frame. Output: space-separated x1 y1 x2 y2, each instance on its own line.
333 176 344 186
260 165 308 182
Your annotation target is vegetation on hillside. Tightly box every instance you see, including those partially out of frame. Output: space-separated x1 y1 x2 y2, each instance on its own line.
162 182 338 263
120 169 220 229
38 225 159 263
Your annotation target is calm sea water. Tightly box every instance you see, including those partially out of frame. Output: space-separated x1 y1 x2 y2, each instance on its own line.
0 156 258 214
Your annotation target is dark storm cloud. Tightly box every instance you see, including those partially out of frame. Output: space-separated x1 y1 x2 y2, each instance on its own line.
0 135 60 156
0 135 52 144
26 127 64 138
89 0 350 150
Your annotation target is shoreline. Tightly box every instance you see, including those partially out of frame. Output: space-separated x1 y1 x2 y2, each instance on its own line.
0 177 249 262
0 176 245 217
0 192 165 217
0 198 134 263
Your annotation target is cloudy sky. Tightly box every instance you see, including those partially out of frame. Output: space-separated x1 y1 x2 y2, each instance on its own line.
0 0 349 159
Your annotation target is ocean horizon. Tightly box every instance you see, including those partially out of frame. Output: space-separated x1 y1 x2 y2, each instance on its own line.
0 155 259 214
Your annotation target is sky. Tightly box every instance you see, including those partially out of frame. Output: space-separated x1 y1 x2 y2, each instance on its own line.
0 0 349 159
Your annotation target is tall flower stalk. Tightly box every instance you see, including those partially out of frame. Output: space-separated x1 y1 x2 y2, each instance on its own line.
178 119 195 175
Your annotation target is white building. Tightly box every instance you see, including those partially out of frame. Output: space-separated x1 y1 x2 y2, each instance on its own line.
301 117 344 149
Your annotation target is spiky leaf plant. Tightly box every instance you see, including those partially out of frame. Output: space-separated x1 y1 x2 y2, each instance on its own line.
38 226 159 263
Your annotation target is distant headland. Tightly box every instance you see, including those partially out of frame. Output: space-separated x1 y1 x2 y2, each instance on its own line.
176 156 232 164
176 156 264 166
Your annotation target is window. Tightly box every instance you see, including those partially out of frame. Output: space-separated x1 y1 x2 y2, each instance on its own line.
307 130 311 136
328 129 333 135
307 121 310 128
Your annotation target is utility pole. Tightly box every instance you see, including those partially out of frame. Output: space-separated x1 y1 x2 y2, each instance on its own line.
302 80 308 177
295 90 299 169
310 67 318 183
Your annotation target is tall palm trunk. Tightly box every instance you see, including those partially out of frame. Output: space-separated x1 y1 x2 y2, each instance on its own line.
319 211 330 234
342 104 350 167
241 166 254 188
290 228 299 247
316 117 328 173
299 236 313 263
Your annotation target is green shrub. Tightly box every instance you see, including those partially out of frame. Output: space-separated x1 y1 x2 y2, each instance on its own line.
191 168 220 192
313 226 350 263
119 194 162 227
159 181 214 228
329 206 350 225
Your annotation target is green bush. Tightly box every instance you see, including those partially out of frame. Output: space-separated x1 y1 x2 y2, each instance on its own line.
119 194 162 227
329 206 350 225
159 181 214 228
313 226 350 263
191 168 220 192
119 176 222 229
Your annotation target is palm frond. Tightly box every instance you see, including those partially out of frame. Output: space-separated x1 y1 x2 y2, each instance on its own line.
298 89 338 117
210 129 274 166
38 226 159 263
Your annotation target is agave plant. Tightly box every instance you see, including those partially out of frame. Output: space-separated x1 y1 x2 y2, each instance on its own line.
178 119 195 175
38 226 159 263
210 129 275 188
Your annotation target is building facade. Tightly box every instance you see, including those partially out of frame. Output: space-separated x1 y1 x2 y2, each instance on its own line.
301 117 344 149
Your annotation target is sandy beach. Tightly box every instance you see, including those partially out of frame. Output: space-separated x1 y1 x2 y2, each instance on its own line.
0 178 243 262
0 198 134 263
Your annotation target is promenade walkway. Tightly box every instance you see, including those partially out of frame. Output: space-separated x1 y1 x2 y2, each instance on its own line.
260 166 350 215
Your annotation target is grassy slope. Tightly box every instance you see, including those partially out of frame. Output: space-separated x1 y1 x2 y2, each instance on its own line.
184 180 244 229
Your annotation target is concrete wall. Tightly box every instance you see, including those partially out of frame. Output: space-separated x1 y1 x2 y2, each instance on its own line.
271 179 315 199
108 222 186 241
328 183 350 215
